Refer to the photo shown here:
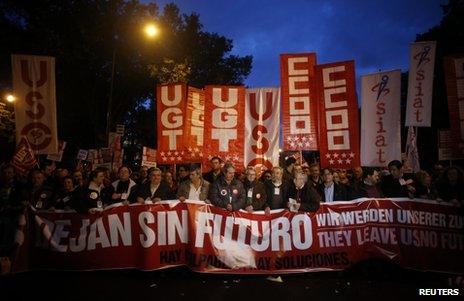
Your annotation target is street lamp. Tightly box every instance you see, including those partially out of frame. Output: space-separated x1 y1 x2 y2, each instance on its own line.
106 23 160 145
5 94 15 103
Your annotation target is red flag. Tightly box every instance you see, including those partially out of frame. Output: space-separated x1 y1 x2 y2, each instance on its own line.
315 61 360 169
156 83 187 163
10 138 38 174
203 86 245 171
184 87 205 162
280 53 318 151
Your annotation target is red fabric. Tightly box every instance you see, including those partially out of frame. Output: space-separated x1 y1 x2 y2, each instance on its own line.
14 199 464 274
315 61 360 169
203 86 246 171
156 83 187 163
184 87 205 163
280 53 318 151
10 138 38 175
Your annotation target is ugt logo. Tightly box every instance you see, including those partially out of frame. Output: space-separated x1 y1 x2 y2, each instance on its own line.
371 75 390 101
414 45 431 68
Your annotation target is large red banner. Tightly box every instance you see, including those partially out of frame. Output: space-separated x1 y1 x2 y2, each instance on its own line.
203 86 245 170
156 83 187 163
184 87 205 163
280 53 318 151
14 199 464 274
315 61 360 169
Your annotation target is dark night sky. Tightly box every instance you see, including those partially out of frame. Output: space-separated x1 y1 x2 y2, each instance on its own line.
155 0 445 88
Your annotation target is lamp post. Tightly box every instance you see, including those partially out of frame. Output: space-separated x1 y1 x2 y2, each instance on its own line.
105 23 159 146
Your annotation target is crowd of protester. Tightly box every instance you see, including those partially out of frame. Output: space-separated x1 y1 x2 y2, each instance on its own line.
1 156 463 273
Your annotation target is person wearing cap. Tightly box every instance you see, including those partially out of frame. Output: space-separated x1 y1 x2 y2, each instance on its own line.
242 166 267 212
209 163 246 211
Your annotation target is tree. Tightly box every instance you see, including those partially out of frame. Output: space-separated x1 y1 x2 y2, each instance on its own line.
0 1 252 158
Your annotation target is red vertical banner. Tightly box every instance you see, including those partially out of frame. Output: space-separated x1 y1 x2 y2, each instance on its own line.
315 61 360 169
184 87 205 162
444 55 464 158
280 53 318 151
156 83 187 163
203 86 245 170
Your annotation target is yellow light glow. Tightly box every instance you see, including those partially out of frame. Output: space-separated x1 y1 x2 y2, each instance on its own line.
6 94 15 103
144 24 159 38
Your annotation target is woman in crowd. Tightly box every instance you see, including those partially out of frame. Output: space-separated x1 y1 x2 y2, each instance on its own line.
436 166 464 206
414 170 438 200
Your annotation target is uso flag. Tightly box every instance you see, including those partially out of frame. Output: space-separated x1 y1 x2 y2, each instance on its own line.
203 86 246 170
244 88 280 170
12 55 58 154
405 41 436 127
280 53 318 151
361 70 401 167
315 61 360 169
156 83 187 163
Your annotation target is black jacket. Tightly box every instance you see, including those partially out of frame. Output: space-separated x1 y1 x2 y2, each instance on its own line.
128 181 174 203
209 177 246 211
287 182 321 212
317 182 348 202
264 180 291 210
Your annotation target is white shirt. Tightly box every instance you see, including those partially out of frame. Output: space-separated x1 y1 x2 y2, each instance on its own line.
150 183 160 197
324 182 335 203
188 183 202 200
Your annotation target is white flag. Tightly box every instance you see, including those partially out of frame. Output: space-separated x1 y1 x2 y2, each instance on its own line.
405 41 436 127
361 70 401 167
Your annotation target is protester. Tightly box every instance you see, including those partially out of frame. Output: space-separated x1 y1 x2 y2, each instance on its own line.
264 166 290 214
77 167 113 214
381 160 415 198
349 166 364 198
72 170 85 188
129 167 173 204
242 166 267 212
28 170 54 210
436 166 464 206
163 170 178 198
111 166 136 204
287 173 321 212
137 166 149 185
209 163 246 211
52 176 78 210
283 157 296 183
414 170 438 200
350 167 383 199
317 168 348 202
308 163 322 188
177 167 210 202
259 169 272 183
177 165 190 184
203 156 223 184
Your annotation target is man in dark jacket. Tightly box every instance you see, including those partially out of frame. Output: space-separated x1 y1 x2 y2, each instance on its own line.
242 166 267 212
287 173 320 212
264 167 291 214
129 167 174 203
381 160 415 198
350 167 383 199
203 156 223 184
209 163 246 211
318 168 348 202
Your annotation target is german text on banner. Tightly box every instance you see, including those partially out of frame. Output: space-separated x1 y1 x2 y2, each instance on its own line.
444 55 464 158
203 86 245 169
184 87 205 162
11 55 58 154
156 83 187 163
13 199 464 274
244 88 280 170
315 61 360 169
405 41 436 127
280 53 318 151
361 70 402 167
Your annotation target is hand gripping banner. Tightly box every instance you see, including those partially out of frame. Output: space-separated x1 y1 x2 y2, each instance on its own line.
315 61 360 169
244 88 281 171
361 70 402 167
203 86 246 170
11 54 58 154
156 83 187 163
405 41 436 127
13 199 464 274
280 53 318 151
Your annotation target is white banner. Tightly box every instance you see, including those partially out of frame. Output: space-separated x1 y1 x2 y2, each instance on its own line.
12 55 58 154
361 70 401 167
405 41 436 127
245 88 280 170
